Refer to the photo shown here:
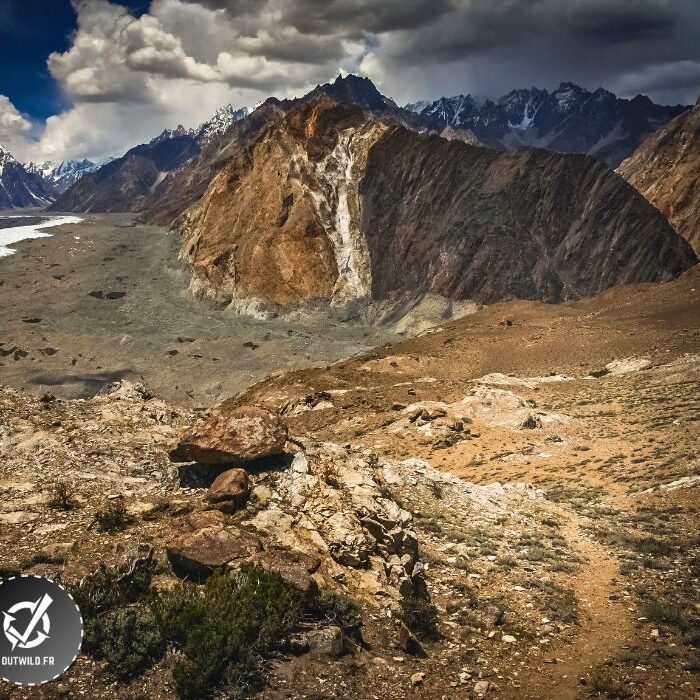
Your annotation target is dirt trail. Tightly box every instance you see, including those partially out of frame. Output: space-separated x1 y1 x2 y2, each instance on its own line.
511 516 635 699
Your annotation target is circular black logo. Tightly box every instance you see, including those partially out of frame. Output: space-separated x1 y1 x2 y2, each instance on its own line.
0 576 83 686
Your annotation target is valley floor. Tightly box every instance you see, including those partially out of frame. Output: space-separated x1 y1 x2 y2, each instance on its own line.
0 231 698 699
0 214 398 405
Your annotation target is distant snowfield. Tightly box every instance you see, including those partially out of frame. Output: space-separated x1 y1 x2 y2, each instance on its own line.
0 215 83 257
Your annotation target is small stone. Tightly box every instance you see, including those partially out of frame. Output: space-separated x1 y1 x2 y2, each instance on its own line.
395 620 426 657
502 634 517 643
303 626 344 656
39 542 75 563
410 672 426 687
474 680 490 696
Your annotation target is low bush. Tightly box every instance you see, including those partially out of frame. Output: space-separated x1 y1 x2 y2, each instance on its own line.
48 482 78 510
94 500 134 532
309 590 362 642
72 563 359 698
155 568 305 699
94 606 164 681
400 594 440 641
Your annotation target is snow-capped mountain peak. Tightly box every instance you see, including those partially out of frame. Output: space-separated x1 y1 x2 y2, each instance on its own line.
149 125 196 146
25 158 101 193
408 83 689 166
197 105 250 144
0 143 56 208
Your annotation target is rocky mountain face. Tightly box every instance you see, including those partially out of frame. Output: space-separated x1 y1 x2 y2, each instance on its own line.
49 128 201 213
0 145 56 209
407 83 689 167
140 102 284 227
618 95 700 255
174 98 695 315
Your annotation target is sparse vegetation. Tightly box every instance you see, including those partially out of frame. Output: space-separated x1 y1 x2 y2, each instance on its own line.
310 590 362 642
48 481 77 510
156 568 305 699
587 669 630 697
93 499 134 532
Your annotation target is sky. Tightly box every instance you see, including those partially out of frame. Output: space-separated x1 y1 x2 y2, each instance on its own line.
1 0 699 164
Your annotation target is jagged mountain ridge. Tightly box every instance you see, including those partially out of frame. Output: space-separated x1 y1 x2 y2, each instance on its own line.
50 103 251 213
53 75 686 221
407 83 689 167
174 98 695 314
0 145 56 209
618 95 700 255
49 129 201 213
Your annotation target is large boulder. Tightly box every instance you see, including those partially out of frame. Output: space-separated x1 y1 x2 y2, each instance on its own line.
169 405 288 464
206 468 250 513
166 526 261 579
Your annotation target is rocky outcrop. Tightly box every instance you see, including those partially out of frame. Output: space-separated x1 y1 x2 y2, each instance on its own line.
166 524 262 578
169 405 288 464
618 95 700 255
174 99 696 313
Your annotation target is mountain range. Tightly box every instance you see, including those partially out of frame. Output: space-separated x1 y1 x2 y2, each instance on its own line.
49 105 251 213
407 83 688 167
2 74 697 315
27 159 101 193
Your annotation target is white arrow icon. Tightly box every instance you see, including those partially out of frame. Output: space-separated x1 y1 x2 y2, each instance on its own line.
3 594 52 651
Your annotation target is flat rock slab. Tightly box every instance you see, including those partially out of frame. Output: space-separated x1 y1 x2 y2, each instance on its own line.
169 405 288 465
166 526 262 579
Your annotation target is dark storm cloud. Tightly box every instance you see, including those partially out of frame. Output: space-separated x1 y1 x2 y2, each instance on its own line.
238 32 346 65
189 0 454 37
276 0 454 36
350 0 700 104
568 1 678 43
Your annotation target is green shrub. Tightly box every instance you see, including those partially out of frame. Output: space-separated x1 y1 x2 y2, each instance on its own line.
310 590 362 642
155 568 305 699
72 562 361 698
92 606 164 681
400 594 440 641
